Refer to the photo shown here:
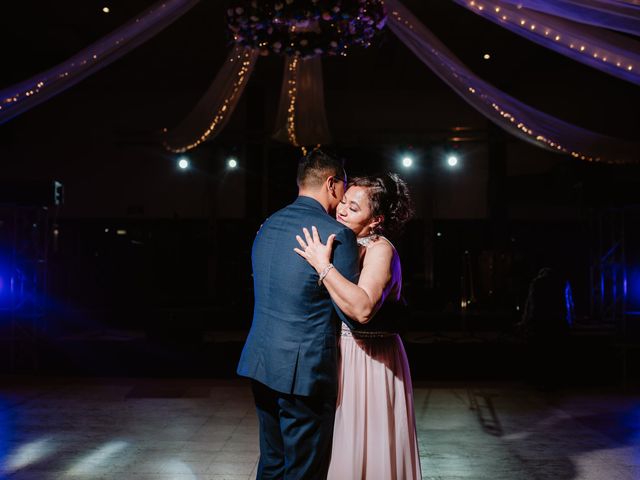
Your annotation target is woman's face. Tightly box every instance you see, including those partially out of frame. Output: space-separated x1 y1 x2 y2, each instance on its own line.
336 186 380 237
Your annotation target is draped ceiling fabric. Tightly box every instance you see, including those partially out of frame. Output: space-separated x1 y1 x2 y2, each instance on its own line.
387 0 637 163
0 0 637 162
273 56 332 147
454 0 640 86
163 46 259 153
0 0 201 125
499 0 640 36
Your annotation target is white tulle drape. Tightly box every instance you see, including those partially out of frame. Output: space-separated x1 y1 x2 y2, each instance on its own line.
498 0 640 36
0 0 200 124
163 46 259 152
387 0 637 163
453 0 640 86
273 55 332 147
1 0 636 162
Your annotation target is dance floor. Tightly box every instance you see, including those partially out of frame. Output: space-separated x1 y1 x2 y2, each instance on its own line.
0 377 638 479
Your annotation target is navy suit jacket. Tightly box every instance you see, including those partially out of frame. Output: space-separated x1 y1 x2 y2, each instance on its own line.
237 195 359 396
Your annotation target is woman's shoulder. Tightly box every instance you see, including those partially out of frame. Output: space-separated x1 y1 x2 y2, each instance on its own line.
363 236 398 264
366 235 397 253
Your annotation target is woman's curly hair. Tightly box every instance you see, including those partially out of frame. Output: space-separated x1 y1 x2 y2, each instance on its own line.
349 172 414 238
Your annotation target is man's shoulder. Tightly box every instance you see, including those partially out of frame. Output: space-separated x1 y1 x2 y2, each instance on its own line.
268 200 332 223
259 200 353 238
258 202 301 226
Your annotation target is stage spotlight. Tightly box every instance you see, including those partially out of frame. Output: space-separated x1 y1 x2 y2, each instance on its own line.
447 155 459 167
102 6 110 13
177 157 189 170
401 156 413 168
227 157 238 169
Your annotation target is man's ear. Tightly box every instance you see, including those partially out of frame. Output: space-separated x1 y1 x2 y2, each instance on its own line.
327 176 337 194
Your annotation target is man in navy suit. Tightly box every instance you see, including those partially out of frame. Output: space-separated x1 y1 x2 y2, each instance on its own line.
237 149 359 479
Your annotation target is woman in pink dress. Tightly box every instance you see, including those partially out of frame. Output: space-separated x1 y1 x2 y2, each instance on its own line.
294 173 421 480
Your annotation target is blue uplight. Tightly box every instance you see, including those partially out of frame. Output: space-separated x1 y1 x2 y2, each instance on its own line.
0 267 10 310
564 281 575 327
627 268 640 313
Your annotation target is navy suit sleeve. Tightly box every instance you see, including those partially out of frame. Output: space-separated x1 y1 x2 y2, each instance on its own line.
330 227 360 329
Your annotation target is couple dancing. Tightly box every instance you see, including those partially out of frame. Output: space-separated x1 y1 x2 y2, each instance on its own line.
238 149 421 479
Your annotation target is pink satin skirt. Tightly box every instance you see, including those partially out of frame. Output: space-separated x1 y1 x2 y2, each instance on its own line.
327 325 422 480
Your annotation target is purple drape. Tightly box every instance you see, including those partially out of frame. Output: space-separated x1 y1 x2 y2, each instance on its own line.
453 0 640 86
499 0 640 36
388 0 638 163
0 0 200 124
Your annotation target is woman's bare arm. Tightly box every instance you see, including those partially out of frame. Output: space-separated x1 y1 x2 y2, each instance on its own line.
294 226 396 323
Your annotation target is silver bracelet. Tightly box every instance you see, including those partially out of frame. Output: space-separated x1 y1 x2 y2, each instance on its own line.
318 263 334 285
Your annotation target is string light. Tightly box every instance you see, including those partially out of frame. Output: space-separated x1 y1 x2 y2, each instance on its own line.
164 48 256 153
460 0 638 80
392 8 607 163
1 2 180 116
489 101 601 161
286 55 300 146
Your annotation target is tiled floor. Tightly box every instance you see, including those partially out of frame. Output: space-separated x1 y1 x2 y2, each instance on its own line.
0 377 638 479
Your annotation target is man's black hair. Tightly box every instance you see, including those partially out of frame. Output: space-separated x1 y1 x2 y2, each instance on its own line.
297 149 346 188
